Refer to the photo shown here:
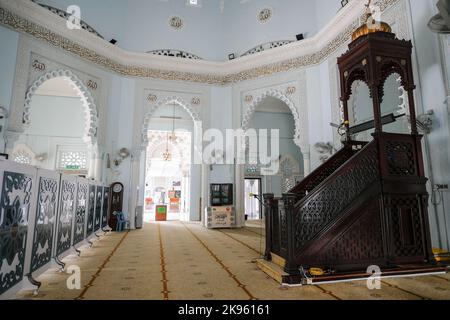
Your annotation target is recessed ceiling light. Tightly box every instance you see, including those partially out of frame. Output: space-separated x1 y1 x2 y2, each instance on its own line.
187 0 201 7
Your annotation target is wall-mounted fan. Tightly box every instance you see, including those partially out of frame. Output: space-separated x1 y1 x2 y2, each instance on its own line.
429 0 450 34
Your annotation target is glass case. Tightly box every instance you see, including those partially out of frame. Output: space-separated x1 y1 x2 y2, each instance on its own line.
210 184 233 207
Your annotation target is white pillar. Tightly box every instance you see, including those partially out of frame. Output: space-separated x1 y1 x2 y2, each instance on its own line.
200 163 209 224
234 163 245 228
301 144 311 176
128 147 143 229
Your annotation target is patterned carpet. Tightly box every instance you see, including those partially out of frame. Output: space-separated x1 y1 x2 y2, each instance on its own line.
15 221 450 300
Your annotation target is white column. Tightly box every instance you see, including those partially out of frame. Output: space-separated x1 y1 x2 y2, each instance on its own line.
128 147 143 229
301 144 311 176
87 145 97 180
234 163 245 228
200 163 209 225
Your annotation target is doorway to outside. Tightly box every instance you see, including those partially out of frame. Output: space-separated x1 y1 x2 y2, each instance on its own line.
245 178 262 220
144 130 191 222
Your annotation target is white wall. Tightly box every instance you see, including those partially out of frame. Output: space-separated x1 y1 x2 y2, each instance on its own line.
408 0 450 250
0 26 19 152
209 86 234 185
13 95 86 170
110 77 136 223
27 95 85 137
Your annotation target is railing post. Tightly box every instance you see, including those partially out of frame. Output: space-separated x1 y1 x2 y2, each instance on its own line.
263 194 274 261
283 193 299 275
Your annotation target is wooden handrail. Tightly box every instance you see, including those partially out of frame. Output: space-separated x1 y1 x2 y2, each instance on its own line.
290 141 366 200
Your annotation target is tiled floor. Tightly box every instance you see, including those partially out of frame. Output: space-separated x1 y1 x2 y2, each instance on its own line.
15 221 450 300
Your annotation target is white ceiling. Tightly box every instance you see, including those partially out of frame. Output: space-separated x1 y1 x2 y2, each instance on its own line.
36 0 343 61
34 77 80 98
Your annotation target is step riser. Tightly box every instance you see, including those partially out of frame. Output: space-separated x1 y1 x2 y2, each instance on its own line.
270 253 286 268
256 259 289 284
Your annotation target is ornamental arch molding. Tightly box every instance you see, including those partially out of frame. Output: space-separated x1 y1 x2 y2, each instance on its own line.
23 69 99 146
241 89 302 148
141 96 200 147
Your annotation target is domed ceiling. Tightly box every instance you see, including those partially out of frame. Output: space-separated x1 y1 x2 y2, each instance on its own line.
34 0 344 61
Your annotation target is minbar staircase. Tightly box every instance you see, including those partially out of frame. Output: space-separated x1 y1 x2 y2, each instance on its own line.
260 133 447 285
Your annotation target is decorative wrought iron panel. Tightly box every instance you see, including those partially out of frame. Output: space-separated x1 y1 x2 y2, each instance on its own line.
86 185 95 236
73 182 88 245
30 177 58 273
101 187 109 228
0 171 33 294
55 180 76 256
94 186 102 231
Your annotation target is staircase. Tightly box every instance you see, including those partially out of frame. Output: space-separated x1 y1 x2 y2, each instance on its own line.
262 133 438 284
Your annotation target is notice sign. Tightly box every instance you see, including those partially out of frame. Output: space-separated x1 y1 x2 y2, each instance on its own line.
156 205 167 221
207 206 236 229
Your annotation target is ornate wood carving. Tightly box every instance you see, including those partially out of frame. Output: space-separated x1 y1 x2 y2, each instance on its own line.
264 30 435 280
293 141 379 252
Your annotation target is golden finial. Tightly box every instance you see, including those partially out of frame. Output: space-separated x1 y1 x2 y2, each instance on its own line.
352 0 392 41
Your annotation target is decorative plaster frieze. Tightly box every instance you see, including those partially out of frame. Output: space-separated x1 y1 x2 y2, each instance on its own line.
141 96 200 147
241 88 302 147
0 0 402 85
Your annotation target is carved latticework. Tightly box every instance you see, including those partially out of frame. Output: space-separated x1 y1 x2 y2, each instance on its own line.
263 30 435 280
386 141 416 176
290 142 364 201
319 199 384 265
387 196 426 258
293 142 379 252
278 201 288 254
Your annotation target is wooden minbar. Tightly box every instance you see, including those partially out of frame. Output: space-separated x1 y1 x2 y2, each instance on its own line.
259 22 448 284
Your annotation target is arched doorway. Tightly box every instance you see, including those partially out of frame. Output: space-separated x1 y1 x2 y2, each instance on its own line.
10 71 99 178
141 98 199 222
241 96 304 223
144 130 191 221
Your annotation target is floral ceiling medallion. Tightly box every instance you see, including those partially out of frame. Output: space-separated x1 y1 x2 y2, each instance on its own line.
169 16 184 30
258 8 273 23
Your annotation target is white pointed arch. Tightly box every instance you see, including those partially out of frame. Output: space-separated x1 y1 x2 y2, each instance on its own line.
141 96 200 147
241 89 301 147
23 69 99 145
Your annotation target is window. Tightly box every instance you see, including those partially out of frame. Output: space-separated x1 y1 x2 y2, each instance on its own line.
13 153 32 165
58 151 88 170
11 144 35 166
